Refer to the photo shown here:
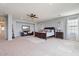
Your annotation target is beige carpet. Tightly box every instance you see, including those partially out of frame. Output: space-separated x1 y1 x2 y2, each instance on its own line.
0 36 79 56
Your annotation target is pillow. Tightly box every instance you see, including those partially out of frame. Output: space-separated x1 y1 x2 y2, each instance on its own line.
51 30 54 32
47 30 51 32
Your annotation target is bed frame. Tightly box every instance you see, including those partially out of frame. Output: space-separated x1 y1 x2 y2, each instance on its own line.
35 27 55 40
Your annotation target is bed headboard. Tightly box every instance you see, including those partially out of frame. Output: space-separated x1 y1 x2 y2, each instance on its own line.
44 27 55 30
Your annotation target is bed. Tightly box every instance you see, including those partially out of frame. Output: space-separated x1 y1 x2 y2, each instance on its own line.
35 27 55 40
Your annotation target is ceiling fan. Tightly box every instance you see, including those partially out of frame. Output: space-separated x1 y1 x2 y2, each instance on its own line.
27 13 38 19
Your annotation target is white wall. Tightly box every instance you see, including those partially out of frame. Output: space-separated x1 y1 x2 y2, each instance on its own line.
37 17 65 31
12 19 35 37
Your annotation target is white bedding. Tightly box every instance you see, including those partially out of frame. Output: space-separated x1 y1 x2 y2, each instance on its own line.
46 30 54 37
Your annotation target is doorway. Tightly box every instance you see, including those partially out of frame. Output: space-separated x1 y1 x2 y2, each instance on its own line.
0 17 6 40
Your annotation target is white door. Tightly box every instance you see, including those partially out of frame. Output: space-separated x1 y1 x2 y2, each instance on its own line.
66 18 78 41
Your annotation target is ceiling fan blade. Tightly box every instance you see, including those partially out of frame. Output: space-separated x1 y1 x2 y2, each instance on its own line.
26 13 38 19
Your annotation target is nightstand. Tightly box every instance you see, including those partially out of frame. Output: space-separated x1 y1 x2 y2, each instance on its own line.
55 32 63 39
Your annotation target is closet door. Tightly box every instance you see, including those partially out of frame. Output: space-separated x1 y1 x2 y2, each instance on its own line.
66 18 78 40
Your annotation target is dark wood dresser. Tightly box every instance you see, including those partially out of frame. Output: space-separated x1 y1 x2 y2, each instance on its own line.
55 32 63 39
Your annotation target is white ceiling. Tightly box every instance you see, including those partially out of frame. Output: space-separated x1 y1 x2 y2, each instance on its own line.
0 3 79 22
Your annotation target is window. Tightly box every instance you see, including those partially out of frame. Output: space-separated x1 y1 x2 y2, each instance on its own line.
22 25 30 32
67 18 78 40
